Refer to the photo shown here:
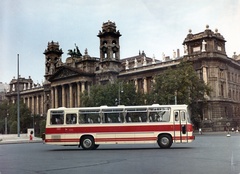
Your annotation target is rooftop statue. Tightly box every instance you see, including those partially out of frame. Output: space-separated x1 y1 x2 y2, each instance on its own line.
68 44 82 57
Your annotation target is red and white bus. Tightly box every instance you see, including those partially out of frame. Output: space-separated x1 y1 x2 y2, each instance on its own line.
43 104 195 149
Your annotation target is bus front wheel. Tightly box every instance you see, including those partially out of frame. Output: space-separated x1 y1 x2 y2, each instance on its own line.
80 136 95 150
157 134 172 148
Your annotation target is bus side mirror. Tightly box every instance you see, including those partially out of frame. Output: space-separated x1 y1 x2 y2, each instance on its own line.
182 125 186 134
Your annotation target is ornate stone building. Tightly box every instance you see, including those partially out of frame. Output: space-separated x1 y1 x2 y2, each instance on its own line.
183 26 240 130
6 21 240 131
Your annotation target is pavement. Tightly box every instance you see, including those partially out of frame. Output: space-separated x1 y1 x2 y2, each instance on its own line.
0 134 43 144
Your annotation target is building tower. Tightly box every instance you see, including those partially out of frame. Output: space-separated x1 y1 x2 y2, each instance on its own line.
43 41 63 81
96 20 122 84
183 25 226 56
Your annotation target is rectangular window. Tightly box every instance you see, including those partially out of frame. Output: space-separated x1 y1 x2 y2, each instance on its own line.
102 108 124 123
125 108 147 123
50 110 64 125
193 46 201 52
149 107 170 122
174 110 187 122
79 109 100 124
180 111 186 121
174 111 179 122
66 113 77 124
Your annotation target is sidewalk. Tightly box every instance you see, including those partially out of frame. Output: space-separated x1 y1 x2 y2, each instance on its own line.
0 134 42 144
194 131 240 136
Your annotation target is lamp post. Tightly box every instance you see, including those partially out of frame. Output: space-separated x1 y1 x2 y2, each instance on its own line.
32 114 35 132
17 54 20 137
5 113 9 134
174 91 177 105
118 82 123 105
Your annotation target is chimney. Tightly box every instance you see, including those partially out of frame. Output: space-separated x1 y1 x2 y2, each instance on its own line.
177 49 180 58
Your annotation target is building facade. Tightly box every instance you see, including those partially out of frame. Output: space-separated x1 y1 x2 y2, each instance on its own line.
6 21 240 131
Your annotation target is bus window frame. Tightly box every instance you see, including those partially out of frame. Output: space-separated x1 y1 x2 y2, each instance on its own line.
79 109 101 124
102 108 124 123
50 110 64 125
148 107 171 122
66 113 77 125
125 107 148 123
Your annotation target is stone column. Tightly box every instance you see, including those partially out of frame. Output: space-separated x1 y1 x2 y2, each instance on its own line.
87 82 91 94
77 82 81 106
143 77 147 94
81 81 85 92
62 85 65 107
203 67 208 84
69 83 73 107
28 97 30 109
32 96 35 114
134 78 138 92
41 95 45 115
36 96 39 115
55 86 58 108
51 87 54 108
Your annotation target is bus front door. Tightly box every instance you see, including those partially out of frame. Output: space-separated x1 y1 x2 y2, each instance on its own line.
174 110 188 143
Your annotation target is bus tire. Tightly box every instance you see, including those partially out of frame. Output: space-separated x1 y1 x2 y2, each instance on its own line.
80 136 95 150
157 134 172 148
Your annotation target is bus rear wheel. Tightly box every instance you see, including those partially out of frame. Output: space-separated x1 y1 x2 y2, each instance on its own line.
81 136 95 150
157 134 172 148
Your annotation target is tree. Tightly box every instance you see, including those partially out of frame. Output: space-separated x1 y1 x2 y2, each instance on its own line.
10 121 17 134
4 100 32 133
81 81 145 107
149 61 211 126
40 119 46 136
0 100 10 134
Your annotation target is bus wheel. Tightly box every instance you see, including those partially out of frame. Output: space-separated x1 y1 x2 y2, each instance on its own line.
81 136 95 150
157 134 172 148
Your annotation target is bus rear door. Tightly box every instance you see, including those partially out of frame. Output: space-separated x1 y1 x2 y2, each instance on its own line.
173 110 188 143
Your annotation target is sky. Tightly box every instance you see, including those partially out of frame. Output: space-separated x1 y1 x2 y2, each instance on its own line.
0 0 240 84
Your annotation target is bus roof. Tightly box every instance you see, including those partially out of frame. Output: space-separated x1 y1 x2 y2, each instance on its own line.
48 104 188 111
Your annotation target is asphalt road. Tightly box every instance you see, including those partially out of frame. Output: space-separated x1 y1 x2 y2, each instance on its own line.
0 133 240 174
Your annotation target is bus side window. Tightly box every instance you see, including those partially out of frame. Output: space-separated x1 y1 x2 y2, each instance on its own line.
126 113 132 123
181 111 186 121
174 112 179 121
79 114 86 124
79 113 100 124
51 114 64 125
162 110 170 122
149 112 156 122
51 116 56 124
66 114 77 124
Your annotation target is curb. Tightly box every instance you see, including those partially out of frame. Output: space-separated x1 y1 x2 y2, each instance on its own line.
0 140 43 145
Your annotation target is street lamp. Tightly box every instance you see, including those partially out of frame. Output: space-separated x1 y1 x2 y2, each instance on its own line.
174 91 177 105
32 114 35 132
5 112 9 134
118 82 123 105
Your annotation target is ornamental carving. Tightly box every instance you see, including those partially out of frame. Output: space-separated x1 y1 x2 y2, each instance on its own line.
53 68 79 80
